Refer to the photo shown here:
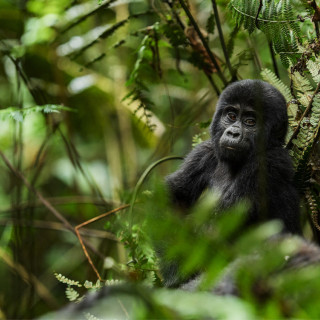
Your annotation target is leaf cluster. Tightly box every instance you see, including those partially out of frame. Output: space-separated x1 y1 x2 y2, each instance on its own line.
229 0 305 66
0 104 74 122
261 59 320 233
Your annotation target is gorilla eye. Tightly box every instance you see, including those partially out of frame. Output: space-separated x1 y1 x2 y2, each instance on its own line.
244 118 256 126
227 112 237 122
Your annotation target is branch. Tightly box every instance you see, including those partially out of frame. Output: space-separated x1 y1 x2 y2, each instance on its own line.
268 41 279 78
75 205 130 280
0 218 119 240
178 0 227 85
211 0 236 79
255 0 263 28
163 0 220 93
309 0 320 38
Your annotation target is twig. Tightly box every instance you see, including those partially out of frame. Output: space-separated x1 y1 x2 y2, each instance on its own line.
178 0 227 85
309 0 320 39
206 74 220 95
163 0 185 30
211 0 235 79
162 1 220 92
75 205 130 280
0 218 118 240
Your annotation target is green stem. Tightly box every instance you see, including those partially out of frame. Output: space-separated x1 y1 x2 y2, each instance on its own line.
129 156 183 230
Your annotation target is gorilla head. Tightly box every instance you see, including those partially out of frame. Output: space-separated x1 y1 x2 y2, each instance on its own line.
210 80 288 162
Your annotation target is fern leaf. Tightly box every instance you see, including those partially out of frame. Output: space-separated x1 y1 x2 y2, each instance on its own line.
307 59 320 83
229 0 301 66
261 68 292 101
84 313 102 320
54 273 82 287
65 287 80 302
105 279 122 286
292 72 313 108
287 102 299 127
310 94 320 126
0 105 74 122
192 132 208 147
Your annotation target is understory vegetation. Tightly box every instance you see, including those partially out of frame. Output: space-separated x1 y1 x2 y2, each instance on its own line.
0 0 320 319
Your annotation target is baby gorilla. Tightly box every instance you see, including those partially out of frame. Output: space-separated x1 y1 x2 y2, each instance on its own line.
164 80 301 286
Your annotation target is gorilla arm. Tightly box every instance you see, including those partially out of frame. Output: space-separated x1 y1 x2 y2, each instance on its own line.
166 140 217 210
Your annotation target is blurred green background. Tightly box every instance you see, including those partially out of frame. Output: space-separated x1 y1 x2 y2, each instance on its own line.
0 0 319 319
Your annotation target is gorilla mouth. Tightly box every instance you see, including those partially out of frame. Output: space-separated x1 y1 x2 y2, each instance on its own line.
221 144 238 151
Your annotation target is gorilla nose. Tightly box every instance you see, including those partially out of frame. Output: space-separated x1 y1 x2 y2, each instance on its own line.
226 129 241 138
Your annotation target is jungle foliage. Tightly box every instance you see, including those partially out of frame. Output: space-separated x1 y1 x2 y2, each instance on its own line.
0 0 320 319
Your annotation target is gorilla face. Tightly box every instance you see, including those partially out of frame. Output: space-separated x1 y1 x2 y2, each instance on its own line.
210 79 288 162
219 104 257 161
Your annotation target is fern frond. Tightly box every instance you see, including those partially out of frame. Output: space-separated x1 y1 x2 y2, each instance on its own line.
286 60 320 195
310 94 320 126
306 189 320 231
307 58 320 83
290 98 320 173
261 68 292 101
292 140 313 191
84 312 102 320
229 0 301 66
292 72 313 108
65 287 80 302
260 68 300 127
287 102 299 128
192 132 208 147
54 273 82 287
0 105 74 122
105 279 122 286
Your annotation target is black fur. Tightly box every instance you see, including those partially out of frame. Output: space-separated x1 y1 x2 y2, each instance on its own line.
164 80 301 287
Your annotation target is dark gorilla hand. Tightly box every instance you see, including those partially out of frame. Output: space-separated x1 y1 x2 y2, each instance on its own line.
164 80 301 286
